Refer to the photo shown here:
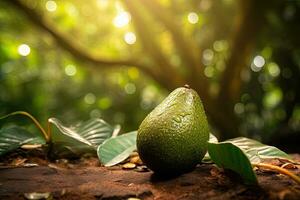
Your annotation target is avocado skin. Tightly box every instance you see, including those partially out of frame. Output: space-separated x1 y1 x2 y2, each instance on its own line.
137 87 209 175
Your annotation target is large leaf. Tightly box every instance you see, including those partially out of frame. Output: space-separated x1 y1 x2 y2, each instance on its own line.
224 137 291 163
202 133 218 163
0 126 45 156
208 142 258 185
49 118 116 156
207 137 291 185
97 131 137 166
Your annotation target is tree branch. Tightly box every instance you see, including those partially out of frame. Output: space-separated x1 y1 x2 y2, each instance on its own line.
123 0 185 89
5 0 242 139
4 0 162 83
139 0 209 93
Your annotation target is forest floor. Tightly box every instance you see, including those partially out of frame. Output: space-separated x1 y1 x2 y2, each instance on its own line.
0 154 300 200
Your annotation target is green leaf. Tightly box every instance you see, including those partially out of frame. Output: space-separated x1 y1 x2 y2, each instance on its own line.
49 118 115 156
208 142 258 185
202 133 218 163
224 137 291 163
208 133 218 143
207 137 291 185
0 111 49 142
0 126 45 156
97 131 137 166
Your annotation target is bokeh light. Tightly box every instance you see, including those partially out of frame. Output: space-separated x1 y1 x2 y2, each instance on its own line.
113 11 131 28
45 1 57 12
213 40 228 52
202 49 214 65
253 55 265 67
18 44 31 56
204 66 214 78
124 32 136 45
124 83 136 94
187 12 199 24
65 64 77 76
98 97 112 110
251 55 265 72
267 62 280 77
263 88 282 109
234 103 245 114
90 109 102 118
84 93 96 104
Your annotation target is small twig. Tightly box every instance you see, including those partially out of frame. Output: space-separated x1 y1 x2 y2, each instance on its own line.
278 158 300 165
0 164 38 169
253 162 300 185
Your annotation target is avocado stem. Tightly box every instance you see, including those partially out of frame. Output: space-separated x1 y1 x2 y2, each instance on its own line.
184 84 190 89
252 162 300 185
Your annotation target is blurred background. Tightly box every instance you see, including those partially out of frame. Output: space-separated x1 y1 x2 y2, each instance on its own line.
0 0 299 152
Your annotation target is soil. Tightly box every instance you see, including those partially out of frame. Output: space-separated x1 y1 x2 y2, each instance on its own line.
0 154 300 200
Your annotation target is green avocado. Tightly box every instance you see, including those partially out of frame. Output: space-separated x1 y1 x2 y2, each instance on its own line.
137 85 210 175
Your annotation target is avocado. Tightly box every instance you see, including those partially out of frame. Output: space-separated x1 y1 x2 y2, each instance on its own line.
137 85 210 175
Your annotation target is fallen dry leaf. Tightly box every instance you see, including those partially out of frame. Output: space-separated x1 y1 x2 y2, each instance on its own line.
122 162 136 169
130 156 143 165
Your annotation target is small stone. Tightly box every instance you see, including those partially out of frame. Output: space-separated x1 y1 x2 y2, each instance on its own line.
122 163 136 169
24 192 51 200
23 163 39 167
135 166 149 172
127 198 140 200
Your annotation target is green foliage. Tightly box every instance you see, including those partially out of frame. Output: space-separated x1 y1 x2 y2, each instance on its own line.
49 117 116 156
0 111 298 185
96 129 294 184
97 131 137 166
0 111 115 157
0 126 45 156
0 0 300 186
224 137 291 163
1 0 299 144
207 136 292 184
0 0 167 134
208 142 258 185
202 133 218 163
